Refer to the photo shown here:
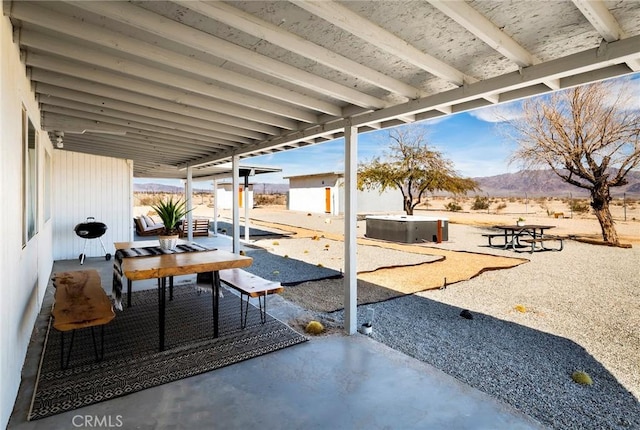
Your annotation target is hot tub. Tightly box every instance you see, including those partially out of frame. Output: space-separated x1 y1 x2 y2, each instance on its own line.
365 215 448 244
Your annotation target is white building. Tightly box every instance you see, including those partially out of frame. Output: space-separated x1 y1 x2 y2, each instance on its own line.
215 183 254 210
286 172 402 215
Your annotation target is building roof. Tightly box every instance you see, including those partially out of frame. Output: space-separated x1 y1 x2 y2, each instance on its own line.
7 1 640 177
180 163 282 181
284 172 343 180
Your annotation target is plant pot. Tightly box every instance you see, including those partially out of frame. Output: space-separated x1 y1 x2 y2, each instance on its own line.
158 234 179 250
517 221 525 227
359 324 373 335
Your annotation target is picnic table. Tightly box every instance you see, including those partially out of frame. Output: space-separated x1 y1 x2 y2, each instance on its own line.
484 224 563 253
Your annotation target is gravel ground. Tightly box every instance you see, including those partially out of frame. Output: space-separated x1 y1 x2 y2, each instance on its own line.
253 236 440 273
337 228 640 430
239 209 640 430
243 249 341 285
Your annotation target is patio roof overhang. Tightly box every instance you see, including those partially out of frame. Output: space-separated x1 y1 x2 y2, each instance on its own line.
5 0 640 179
191 163 282 182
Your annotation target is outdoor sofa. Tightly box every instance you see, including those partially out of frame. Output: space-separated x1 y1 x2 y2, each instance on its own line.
134 215 165 236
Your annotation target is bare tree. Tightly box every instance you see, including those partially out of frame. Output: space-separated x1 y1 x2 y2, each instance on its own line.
358 128 477 215
507 79 640 245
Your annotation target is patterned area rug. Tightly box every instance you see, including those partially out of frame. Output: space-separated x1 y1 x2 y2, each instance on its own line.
29 286 307 420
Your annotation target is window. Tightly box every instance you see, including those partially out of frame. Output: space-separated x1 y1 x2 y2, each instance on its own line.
44 150 51 222
23 109 38 245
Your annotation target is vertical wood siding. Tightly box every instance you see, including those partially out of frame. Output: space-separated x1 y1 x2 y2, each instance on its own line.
52 151 132 260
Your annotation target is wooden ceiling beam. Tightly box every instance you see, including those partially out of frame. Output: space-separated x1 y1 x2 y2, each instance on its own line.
35 85 266 140
180 1 422 100
292 0 468 86
70 0 388 109
32 74 280 136
26 54 299 130
10 1 342 116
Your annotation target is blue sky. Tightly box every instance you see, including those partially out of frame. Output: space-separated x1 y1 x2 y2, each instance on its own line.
249 74 639 184
140 110 518 188
139 74 639 186
248 103 523 183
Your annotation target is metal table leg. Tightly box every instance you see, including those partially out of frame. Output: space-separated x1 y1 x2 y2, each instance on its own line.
158 277 166 351
211 271 220 338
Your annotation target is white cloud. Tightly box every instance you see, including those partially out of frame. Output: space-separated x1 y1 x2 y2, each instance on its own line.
601 76 640 110
468 102 524 123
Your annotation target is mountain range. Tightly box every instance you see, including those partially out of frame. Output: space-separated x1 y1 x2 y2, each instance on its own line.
134 169 640 198
472 169 640 198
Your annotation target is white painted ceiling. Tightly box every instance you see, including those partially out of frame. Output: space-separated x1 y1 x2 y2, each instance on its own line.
6 0 640 179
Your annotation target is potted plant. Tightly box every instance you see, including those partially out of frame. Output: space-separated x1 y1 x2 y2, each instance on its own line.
151 196 193 250
517 217 526 227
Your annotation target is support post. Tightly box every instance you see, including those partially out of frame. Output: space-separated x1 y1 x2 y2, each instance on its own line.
344 124 358 335
212 179 218 236
186 166 193 241
244 174 250 242
232 155 240 254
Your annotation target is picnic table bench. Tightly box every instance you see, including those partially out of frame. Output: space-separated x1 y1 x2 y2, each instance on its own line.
518 235 564 253
482 233 508 248
52 270 115 369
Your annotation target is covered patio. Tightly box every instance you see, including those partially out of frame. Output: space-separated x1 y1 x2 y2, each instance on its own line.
2 1 639 428
8 232 544 429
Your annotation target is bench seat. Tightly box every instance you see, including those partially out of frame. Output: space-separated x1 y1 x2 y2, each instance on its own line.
220 269 283 328
518 235 564 253
52 270 114 368
482 233 508 247
180 218 210 237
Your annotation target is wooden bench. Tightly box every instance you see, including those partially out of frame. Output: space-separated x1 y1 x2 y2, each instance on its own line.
180 218 210 237
52 270 115 369
220 269 283 328
518 235 564 253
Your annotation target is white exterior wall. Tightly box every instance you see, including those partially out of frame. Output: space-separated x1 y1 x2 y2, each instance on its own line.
0 9 54 428
288 174 341 214
289 174 401 215
216 183 253 210
52 151 133 260
353 184 403 214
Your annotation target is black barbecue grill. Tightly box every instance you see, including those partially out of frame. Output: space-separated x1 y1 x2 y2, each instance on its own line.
74 217 111 265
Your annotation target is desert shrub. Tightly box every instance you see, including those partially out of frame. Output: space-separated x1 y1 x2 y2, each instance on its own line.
496 202 507 211
137 195 156 206
471 196 489 210
569 200 590 214
254 193 286 206
571 371 593 385
445 201 462 212
305 321 324 335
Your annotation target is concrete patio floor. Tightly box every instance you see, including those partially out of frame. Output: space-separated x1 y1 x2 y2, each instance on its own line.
8 232 545 429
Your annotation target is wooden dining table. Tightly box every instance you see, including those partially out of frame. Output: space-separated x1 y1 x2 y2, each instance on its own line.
114 240 252 351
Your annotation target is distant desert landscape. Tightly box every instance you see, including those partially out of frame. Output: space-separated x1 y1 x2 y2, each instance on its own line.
134 192 640 244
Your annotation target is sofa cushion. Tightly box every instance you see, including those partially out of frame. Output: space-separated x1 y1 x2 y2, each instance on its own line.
137 216 147 228
142 215 155 227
